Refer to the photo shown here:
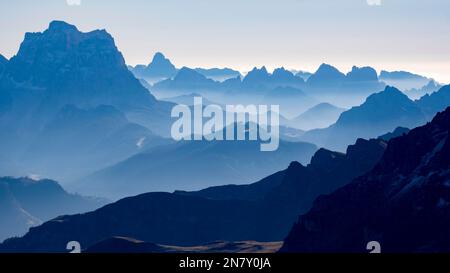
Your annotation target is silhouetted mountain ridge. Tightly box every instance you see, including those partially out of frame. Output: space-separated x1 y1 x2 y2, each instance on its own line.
0 177 105 242
281 106 450 252
0 136 386 252
301 85 450 151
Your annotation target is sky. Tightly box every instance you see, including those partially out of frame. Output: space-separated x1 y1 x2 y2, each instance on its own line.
1 0 449 83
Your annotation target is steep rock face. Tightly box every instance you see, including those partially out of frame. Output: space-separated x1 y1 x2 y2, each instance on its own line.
281 107 450 253
0 21 174 179
5 21 156 110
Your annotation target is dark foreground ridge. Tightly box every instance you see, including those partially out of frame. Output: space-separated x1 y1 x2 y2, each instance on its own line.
281 107 450 253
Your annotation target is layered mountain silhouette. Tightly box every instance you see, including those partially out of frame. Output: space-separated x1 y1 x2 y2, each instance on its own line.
243 67 305 91
301 85 450 151
129 52 241 83
0 137 386 252
19 105 170 181
407 80 442 99
74 139 318 199
281 106 450 253
305 64 386 107
0 21 174 181
153 67 219 97
289 103 345 130
152 66 313 116
194 67 241 82
378 127 410 141
130 52 178 81
307 63 346 89
342 66 384 92
4 21 157 110
0 177 105 242
379 70 431 90
152 63 386 111
416 85 450 119
162 93 218 106
260 86 317 118
295 71 312 81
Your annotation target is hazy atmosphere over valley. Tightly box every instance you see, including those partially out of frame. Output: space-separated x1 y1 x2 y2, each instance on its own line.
0 0 450 256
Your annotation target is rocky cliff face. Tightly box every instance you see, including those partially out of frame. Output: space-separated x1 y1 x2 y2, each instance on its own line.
281 107 450 253
4 21 156 110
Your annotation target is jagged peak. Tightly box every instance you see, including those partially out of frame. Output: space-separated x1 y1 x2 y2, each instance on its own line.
150 52 172 64
364 86 409 103
316 63 341 73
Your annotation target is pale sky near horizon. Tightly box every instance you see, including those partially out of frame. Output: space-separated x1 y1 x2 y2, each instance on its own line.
1 0 450 83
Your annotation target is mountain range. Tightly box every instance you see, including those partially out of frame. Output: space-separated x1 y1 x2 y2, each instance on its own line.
301 85 450 151
73 138 318 199
288 103 346 130
406 80 442 99
0 21 175 181
379 70 431 91
129 52 241 83
1 20 449 253
194 67 241 82
151 63 388 114
0 136 386 252
281 106 450 252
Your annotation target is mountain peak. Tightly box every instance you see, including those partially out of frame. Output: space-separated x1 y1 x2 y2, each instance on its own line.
365 86 409 103
243 66 270 84
346 66 378 82
307 63 345 86
317 63 341 73
249 66 268 74
9 21 125 86
48 20 78 32
149 52 173 67
152 52 166 60
272 67 294 78
287 161 305 171
175 67 208 82
130 52 177 79
6 21 156 109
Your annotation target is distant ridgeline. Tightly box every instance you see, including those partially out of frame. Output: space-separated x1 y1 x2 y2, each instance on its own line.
1 20 450 253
